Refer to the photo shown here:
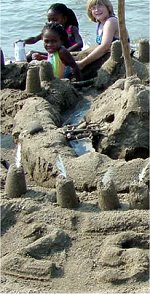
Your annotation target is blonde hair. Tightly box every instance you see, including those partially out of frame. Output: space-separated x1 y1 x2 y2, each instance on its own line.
87 0 115 22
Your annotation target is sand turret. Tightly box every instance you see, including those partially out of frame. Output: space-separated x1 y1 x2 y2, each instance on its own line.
39 61 54 82
56 177 78 209
139 39 149 63
5 164 27 198
26 65 41 94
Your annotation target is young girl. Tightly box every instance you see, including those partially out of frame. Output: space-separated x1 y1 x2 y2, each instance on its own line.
35 22 81 81
76 0 120 79
47 3 83 52
16 3 83 62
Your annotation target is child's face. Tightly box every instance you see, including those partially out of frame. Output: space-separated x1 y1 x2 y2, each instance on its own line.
47 10 67 26
43 29 62 54
91 4 109 22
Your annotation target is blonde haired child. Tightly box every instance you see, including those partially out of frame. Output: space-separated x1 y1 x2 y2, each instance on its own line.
76 0 121 79
87 0 115 22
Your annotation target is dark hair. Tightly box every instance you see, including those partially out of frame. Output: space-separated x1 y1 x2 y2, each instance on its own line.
47 3 79 28
42 22 69 48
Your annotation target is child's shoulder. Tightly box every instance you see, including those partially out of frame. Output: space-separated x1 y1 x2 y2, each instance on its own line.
107 16 118 24
66 25 79 32
104 16 118 29
59 45 67 50
58 45 68 54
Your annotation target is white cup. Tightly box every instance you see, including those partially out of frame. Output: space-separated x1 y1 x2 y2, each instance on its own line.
14 41 27 62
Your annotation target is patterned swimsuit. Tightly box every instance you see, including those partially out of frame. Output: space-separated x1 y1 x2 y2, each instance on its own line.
47 47 71 79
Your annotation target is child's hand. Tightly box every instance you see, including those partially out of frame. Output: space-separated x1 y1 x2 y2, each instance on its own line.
16 39 25 44
32 53 42 60
13 40 25 47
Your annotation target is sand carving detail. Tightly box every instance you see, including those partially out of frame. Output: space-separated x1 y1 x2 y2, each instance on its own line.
96 231 149 283
2 228 71 281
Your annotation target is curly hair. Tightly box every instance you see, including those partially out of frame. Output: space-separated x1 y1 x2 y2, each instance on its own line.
47 3 79 28
42 22 69 48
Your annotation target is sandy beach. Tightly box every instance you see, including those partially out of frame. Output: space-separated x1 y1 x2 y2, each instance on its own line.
1 43 149 293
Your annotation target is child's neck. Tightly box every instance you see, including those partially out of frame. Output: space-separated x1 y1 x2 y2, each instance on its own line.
48 46 62 54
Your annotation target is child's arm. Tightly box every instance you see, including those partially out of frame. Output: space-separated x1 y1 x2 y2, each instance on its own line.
59 47 81 81
76 18 118 69
68 26 83 52
24 33 42 45
32 52 47 61
16 33 42 45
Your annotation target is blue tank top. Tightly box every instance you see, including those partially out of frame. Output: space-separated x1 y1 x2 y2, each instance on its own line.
96 16 119 45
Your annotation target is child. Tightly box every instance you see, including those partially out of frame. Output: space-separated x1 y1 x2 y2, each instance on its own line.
47 3 83 52
76 0 120 79
16 3 83 62
34 22 81 81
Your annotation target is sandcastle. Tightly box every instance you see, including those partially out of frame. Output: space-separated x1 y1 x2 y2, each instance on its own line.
5 164 27 198
1 40 149 212
110 39 123 62
129 181 149 210
1 30 149 294
97 179 120 211
95 40 123 89
5 143 27 198
26 65 41 94
39 61 54 82
56 176 78 209
26 61 56 94
138 39 149 63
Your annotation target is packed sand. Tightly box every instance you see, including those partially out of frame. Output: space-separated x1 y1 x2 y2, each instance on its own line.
1 46 149 293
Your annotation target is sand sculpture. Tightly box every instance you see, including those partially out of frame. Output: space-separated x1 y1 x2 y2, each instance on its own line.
1 38 149 293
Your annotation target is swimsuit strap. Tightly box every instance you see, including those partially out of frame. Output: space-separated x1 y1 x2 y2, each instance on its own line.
66 25 76 46
96 16 119 45
96 23 103 45
66 25 72 35
96 22 101 35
